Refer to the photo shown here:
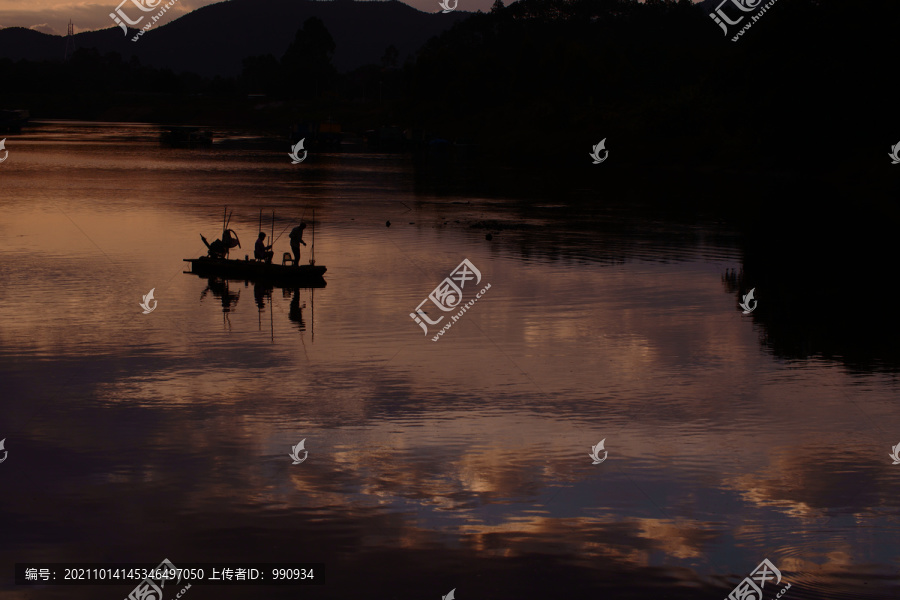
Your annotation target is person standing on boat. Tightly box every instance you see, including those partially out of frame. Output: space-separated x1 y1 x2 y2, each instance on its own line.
289 223 307 266
255 232 274 263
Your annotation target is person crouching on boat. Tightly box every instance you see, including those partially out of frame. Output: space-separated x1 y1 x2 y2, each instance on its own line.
200 228 240 259
255 232 274 263
201 235 226 258
289 222 307 265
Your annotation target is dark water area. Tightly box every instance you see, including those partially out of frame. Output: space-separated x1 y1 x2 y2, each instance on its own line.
1 121 899 600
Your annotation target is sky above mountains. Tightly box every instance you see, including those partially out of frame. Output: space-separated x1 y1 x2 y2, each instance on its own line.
0 0 491 36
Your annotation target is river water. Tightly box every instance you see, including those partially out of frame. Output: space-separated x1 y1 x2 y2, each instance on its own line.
0 121 898 599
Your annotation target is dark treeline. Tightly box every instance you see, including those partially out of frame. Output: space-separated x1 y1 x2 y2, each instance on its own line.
1 0 898 183
3 0 899 369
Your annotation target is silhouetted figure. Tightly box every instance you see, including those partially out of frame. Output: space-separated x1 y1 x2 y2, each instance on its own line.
386 220 391 227
254 232 274 263
254 281 273 310
289 222 307 265
201 229 240 259
288 288 307 331
200 276 240 312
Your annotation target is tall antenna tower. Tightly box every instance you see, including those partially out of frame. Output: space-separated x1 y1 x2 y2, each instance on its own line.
64 20 76 61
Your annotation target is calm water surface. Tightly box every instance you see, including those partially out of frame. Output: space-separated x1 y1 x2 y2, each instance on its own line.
0 122 898 599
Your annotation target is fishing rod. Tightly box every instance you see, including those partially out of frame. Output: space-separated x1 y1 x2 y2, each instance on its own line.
273 220 293 243
272 205 309 245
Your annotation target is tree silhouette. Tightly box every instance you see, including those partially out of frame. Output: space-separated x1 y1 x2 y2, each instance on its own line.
241 54 281 96
381 45 399 69
281 17 336 98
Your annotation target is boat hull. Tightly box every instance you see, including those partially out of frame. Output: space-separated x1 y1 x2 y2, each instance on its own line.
183 257 326 287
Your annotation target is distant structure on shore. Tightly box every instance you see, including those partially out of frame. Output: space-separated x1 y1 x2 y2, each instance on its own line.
63 20 75 61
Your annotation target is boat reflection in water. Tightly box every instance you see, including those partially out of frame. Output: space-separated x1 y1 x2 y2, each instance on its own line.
189 273 312 336
284 286 306 332
253 280 273 311
199 276 241 313
252 282 308 333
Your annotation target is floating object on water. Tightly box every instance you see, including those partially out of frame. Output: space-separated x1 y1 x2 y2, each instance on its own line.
160 125 212 147
386 220 391 227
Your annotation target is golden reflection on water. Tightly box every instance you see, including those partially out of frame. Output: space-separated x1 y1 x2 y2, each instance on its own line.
2 122 900 599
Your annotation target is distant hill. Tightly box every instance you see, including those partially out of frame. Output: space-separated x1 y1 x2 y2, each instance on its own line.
0 0 468 75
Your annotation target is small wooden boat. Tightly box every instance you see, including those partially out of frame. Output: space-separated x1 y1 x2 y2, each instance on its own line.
183 256 326 287
186 207 326 287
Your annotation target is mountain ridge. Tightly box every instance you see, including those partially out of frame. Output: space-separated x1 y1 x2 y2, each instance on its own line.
0 0 469 75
